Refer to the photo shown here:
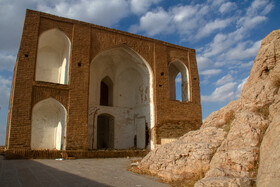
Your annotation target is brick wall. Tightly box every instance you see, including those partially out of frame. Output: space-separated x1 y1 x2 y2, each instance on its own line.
6 9 202 150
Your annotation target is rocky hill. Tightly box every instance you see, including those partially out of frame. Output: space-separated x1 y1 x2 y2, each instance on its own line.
138 29 280 186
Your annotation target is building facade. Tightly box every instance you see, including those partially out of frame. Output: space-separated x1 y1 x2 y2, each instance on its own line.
6 10 202 151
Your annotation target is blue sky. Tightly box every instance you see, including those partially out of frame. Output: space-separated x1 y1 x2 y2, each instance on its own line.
0 0 279 145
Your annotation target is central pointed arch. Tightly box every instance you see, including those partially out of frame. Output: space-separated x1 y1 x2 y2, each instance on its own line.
88 45 155 150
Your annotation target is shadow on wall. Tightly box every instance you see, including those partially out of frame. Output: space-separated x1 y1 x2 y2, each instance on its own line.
0 158 112 187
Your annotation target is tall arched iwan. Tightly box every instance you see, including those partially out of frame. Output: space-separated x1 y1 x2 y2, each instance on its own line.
88 45 155 150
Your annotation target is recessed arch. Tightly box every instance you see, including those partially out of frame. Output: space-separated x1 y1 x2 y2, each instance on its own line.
35 28 71 84
169 60 190 102
89 45 155 150
31 98 67 150
100 76 113 106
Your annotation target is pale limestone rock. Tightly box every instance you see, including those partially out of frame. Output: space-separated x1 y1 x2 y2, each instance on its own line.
139 29 280 186
140 127 227 181
257 115 280 186
195 176 252 187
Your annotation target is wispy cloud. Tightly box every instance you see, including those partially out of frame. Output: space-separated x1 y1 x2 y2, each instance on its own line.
175 73 182 83
200 69 222 76
224 40 262 60
0 53 16 71
130 7 174 36
216 74 234 86
195 18 233 39
236 76 248 97
202 82 237 102
219 2 237 14
130 0 161 15
0 75 11 107
38 0 130 27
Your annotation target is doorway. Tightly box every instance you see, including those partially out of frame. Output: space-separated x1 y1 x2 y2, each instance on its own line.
97 114 114 149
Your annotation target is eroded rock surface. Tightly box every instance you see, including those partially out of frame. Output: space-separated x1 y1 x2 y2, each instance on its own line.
138 29 280 186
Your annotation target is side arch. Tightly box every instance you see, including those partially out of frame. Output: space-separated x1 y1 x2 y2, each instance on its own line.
169 60 190 102
35 28 71 84
31 98 67 150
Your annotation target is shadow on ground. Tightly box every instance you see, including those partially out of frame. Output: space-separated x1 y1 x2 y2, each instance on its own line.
0 156 111 187
0 156 169 187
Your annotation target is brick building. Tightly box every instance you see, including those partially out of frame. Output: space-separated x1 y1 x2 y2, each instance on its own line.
6 10 202 152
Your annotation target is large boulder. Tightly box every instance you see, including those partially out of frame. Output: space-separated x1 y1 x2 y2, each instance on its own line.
138 29 280 186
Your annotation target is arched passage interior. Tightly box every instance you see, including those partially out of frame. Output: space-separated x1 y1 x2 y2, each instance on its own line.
35 29 71 84
31 98 67 150
169 60 190 102
89 45 154 150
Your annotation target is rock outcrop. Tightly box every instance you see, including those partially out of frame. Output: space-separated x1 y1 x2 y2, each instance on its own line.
138 29 280 186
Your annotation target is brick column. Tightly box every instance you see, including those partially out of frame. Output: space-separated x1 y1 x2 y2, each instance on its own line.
67 24 91 150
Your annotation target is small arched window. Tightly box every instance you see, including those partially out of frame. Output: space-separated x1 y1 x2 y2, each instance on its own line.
169 61 190 102
35 29 71 84
100 76 113 106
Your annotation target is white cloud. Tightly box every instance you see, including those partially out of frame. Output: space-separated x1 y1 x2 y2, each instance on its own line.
225 40 261 60
130 0 161 14
172 4 210 37
202 82 237 102
38 0 130 27
216 74 234 86
247 0 273 16
238 15 267 30
197 56 213 70
130 7 174 36
0 53 16 71
236 76 248 97
200 69 222 76
195 18 232 39
0 75 11 107
175 73 182 83
240 60 254 68
219 2 237 14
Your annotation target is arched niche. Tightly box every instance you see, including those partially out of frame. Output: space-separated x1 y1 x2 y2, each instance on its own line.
169 60 190 102
35 29 71 84
31 98 67 150
100 76 113 106
89 45 155 150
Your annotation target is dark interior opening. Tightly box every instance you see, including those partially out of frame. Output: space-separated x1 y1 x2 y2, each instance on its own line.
97 114 114 149
100 81 109 106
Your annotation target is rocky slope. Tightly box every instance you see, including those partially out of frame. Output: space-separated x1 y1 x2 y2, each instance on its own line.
139 29 280 186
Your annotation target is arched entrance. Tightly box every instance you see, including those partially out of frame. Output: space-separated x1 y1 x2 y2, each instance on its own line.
97 114 114 149
88 45 154 150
